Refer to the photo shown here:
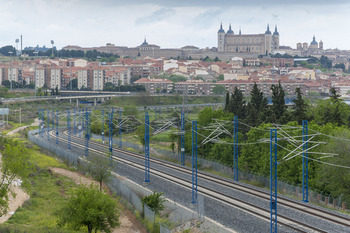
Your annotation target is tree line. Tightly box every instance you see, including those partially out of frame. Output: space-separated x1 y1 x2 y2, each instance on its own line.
179 83 350 203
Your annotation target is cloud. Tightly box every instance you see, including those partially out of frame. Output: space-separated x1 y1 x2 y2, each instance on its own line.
193 9 223 28
135 8 175 25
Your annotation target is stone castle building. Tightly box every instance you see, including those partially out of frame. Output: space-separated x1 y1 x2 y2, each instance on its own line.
217 23 280 55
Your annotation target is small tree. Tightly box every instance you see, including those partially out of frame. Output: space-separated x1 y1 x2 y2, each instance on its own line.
141 191 165 215
58 184 120 233
88 155 112 191
0 137 33 216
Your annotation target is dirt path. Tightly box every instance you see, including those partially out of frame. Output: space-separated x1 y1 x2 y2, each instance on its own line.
6 118 40 136
0 185 29 224
49 167 147 233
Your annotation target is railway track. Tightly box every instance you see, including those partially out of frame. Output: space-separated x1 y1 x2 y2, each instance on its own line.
44 129 350 232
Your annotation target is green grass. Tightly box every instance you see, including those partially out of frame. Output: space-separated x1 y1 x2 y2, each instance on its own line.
0 169 82 233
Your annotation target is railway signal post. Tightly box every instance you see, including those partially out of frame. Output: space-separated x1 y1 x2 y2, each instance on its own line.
233 116 239 181
302 120 309 203
270 129 278 233
192 121 198 204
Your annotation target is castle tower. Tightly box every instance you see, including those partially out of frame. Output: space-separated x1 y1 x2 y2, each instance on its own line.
264 24 272 55
319 40 323 50
272 25 280 50
217 23 225 52
297 43 302 50
227 24 234 34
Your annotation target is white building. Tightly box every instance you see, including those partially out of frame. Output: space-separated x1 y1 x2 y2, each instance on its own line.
50 68 62 89
78 69 90 89
35 68 46 88
92 69 104 91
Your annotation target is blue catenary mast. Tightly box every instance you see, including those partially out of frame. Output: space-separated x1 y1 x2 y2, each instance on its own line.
192 121 198 204
108 109 114 166
233 116 239 181
56 110 59 145
67 109 71 149
74 108 77 135
101 109 105 144
47 109 50 141
181 108 185 166
270 129 278 233
119 110 122 148
84 110 90 156
51 108 54 130
78 108 82 138
145 111 150 182
302 120 309 203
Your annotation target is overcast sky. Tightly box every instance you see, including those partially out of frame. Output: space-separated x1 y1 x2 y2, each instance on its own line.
1 0 350 50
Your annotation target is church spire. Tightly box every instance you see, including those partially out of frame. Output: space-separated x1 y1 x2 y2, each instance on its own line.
218 22 225 33
227 23 233 33
265 24 271 34
273 25 279 36
239 26 241 35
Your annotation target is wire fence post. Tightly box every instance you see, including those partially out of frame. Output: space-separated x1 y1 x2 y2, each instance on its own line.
145 111 150 183
192 121 198 204
119 110 122 148
67 109 71 150
101 109 105 144
233 116 239 181
108 108 114 166
159 106 161 117
270 129 278 233
56 110 59 145
302 120 309 203
181 108 185 166
47 109 50 141
84 110 90 156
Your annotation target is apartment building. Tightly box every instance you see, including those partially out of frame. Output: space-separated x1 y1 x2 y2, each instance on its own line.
78 69 91 89
175 80 215 95
134 78 173 93
50 68 62 89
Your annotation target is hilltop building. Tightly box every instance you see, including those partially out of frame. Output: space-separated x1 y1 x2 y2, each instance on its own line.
217 23 280 55
296 35 324 55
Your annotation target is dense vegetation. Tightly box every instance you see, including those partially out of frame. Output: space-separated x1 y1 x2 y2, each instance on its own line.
181 83 350 203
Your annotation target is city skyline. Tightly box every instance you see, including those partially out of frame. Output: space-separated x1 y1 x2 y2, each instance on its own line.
0 0 350 50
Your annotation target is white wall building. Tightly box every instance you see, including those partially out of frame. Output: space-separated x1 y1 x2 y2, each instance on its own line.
50 68 62 89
